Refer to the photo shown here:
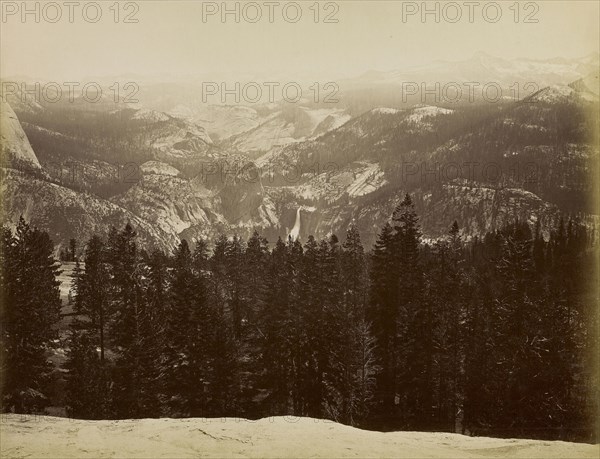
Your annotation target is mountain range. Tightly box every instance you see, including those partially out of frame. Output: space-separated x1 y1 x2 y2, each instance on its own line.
1 53 598 253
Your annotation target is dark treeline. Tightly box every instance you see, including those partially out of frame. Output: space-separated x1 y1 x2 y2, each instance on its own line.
1 196 598 442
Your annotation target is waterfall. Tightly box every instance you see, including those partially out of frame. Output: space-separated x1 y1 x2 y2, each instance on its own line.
289 207 301 241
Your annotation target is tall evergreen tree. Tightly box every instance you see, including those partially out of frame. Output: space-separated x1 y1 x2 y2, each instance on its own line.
64 328 106 418
226 235 246 340
65 235 111 418
260 237 293 414
106 223 146 418
327 227 379 425
392 194 429 429
162 240 209 417
73 236 109 363
206 235 239 416
1 218 62 413
368 222 397 426
287 236 305 415
137 249 168 416
69 238 77 262
428 221 467 432
341 225 369 319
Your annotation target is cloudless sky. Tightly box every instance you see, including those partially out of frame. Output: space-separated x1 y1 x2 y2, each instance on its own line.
1 1 598 80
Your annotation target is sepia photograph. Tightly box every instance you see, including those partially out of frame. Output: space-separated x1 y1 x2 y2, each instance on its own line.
0 1 599 457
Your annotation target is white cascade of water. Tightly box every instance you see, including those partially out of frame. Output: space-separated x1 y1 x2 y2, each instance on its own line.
289 207 301 241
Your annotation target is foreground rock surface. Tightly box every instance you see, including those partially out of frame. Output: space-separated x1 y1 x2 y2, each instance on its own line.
1 415 598 458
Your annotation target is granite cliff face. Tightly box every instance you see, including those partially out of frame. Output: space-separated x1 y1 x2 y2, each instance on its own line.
0 98 42 170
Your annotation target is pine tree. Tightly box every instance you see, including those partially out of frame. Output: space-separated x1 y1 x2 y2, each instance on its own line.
287 236 304 415
341 225 368 319
74 236 109 363
69 238 77 262
65 235 111 418
350 246 380 424
1 218 62 413
494 221 540 433
137 249 168 416
392 194 429 429
206 235 239 416
537 218 590 439
261 237 293 414
532 220 546 274
226 235 246 340
368 222 397 426
351 319 381 424
106 223 145 418
463 229 503 435
245 231 269 314
65 328 106 418
428 221 467 432
326 226 380 426
162 239 208 417
296 235 323 417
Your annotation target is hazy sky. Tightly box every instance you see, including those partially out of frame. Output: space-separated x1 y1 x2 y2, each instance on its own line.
1 0 599 80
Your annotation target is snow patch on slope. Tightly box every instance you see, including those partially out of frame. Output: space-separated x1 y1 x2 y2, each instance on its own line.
347 162 388 197
372 107 401 115
406 106 454 123
133 109 170 123
530 85 575 103
169 104 260 141
140 161 181 177
231 113 300 153
230 108 351 154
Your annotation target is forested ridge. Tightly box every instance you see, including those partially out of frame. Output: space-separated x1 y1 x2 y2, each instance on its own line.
1 194 598 442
